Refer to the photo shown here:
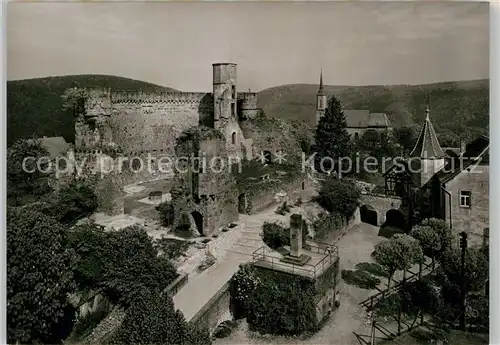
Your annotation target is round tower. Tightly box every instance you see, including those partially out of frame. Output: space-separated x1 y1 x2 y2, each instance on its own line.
239 92 259 120
213 63 237 130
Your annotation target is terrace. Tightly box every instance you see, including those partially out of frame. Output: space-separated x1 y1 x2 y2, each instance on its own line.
252 241 339 280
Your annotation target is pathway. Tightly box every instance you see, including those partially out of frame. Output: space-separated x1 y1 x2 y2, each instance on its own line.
173 188 316 322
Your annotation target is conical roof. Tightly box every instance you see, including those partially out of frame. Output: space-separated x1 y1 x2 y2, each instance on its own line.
409 107 446 158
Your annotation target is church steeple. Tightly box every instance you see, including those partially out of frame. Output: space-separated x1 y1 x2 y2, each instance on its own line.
315 69 327 127
318 69 324 96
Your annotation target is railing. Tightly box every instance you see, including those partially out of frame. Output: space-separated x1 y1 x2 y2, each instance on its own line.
251 242 339 279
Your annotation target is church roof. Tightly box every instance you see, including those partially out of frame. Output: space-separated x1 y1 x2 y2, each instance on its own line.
344 110 391 129
317 70 325 96
344 110 370 128
409 108 446 158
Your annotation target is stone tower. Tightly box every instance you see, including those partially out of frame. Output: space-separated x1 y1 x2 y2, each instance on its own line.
315 70 327 127
212 62 246 160
409 106 447 187
74 88 125 215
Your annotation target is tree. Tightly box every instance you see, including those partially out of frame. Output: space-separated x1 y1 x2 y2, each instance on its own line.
372 234 423 288
7 138 52 205
421 218 453 259
313 96 353 173
109 289 211 345
7 207 76 344
68 224 178 307
61 87 89 117
55 182 98 224
315 178 361 220
394 125 420 154
410 225 441 267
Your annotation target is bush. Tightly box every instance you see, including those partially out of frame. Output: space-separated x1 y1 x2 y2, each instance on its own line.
378 225 405 239
262 221 289 249
156 201 174 227
313 212 343 241
246 270 317 335
154 238 189 260
262 220 309 250
341 269 381 290
68 224 178 308
7 207 77 344
355 262 390 278
53 182 98 224
314 178 361 219
109 289 211 345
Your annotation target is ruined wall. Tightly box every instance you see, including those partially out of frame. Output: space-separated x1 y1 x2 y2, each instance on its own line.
444 165 489 245
108 92 213 156
74 149 125 215
243 174 311 214
171 132 239 237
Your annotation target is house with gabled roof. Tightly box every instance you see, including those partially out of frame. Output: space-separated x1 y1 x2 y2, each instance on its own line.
383 106 489 244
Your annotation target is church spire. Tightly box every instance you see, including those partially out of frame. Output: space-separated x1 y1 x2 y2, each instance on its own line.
318 69 324 96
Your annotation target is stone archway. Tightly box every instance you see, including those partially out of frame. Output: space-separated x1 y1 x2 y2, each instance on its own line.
238 193 247 214
385 209 406 230
360 205 378 226
191 211 204 236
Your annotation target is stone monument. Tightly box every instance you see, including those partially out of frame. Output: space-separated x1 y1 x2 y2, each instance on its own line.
281 214 311 265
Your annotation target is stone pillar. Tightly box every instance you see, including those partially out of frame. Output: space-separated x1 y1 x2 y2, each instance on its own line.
290 214 303 258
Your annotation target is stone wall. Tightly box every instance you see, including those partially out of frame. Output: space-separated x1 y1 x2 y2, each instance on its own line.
243 174 310 214
189 281 232 334
359 193 402 226
108 92 213 156
444 165 489 245
171 132 239 237
314 257 340 323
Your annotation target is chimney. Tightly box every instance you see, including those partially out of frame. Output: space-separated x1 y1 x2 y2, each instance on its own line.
289 214 303 258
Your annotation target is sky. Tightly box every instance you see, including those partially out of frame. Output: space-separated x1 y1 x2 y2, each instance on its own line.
7 1 489 92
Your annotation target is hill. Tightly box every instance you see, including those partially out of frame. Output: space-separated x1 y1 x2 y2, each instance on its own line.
7 75 177 145
258 80 489 142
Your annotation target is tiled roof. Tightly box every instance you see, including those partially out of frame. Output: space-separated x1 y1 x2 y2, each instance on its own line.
28 136 70 158
344 110 370 128
344 110 391 129
368 113 391 128
430 135 489 185
409 109 446 158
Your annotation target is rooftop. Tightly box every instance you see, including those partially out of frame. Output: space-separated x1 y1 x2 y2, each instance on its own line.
409 108 446 158
344 110 391 128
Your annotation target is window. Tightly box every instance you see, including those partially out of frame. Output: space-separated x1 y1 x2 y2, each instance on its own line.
459 191 471 208
231 85 236 99
231 132 237 145
231 103 236 116
354 132 359 140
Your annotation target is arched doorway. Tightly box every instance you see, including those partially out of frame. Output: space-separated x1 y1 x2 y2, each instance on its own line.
263 151 272 164
385 209 406 230
191 211 204 236
238 193 247 214
360 205 378 226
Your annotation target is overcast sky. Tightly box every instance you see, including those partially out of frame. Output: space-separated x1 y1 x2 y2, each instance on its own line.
7 1 489 92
